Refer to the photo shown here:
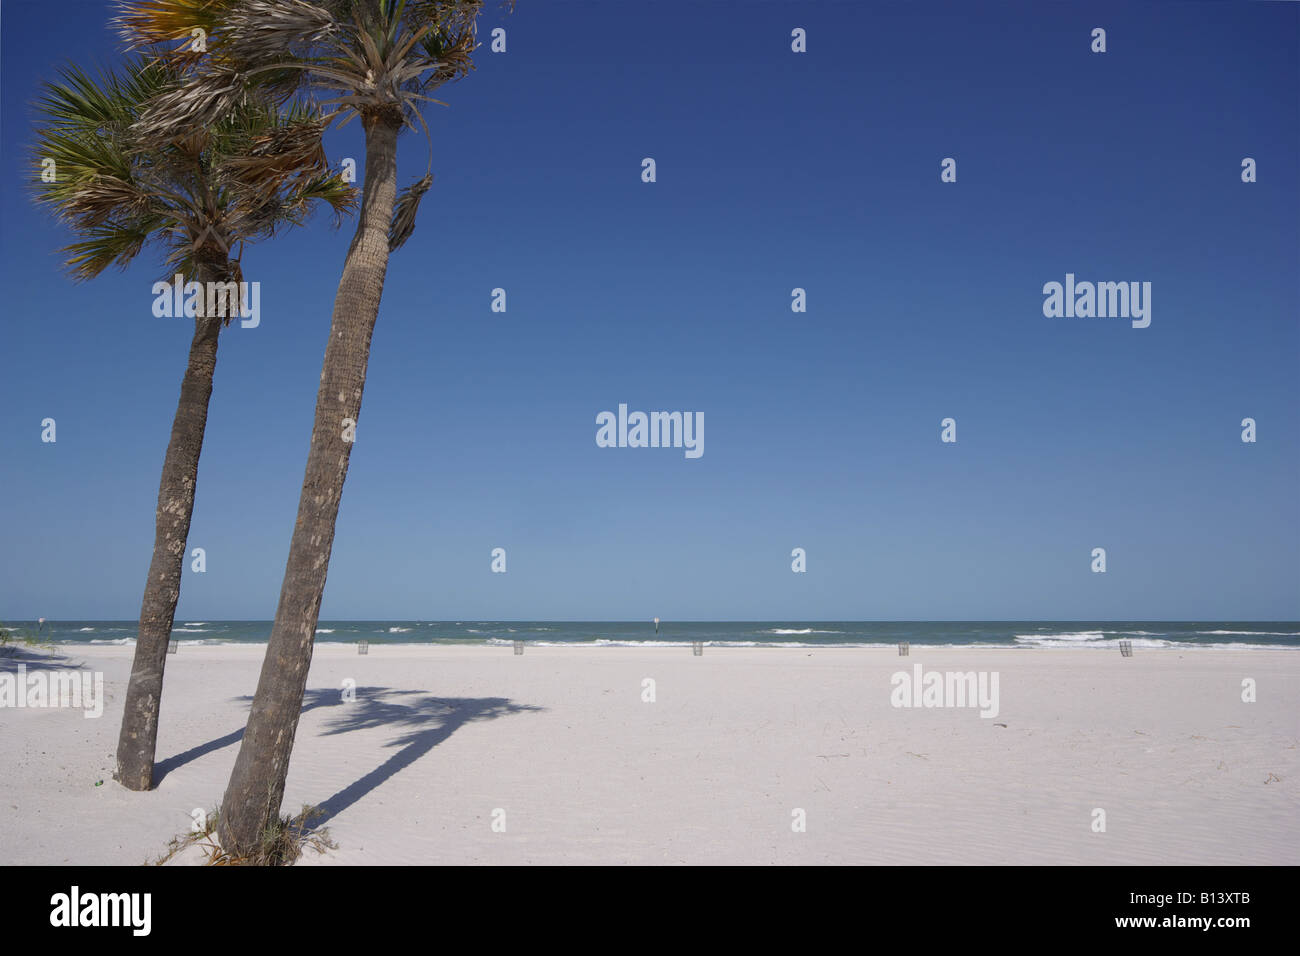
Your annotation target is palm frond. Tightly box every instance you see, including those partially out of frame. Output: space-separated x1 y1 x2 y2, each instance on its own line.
60 218 158 281
113 0 230 53
132 68 247 145
268 171 359 231
223 0 338 62
387 172 431 250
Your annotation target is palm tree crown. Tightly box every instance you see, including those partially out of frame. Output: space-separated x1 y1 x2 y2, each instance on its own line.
115 0 489 250
33 54 355 286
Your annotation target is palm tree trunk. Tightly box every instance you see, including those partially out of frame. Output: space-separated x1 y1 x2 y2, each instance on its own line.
115 262 223 791
218 112 401 855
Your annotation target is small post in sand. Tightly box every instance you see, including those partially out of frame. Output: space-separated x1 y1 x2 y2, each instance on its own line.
357 640 369 656
1119 640 1133 658
168 640 178 655
692 640 703 656
513 639 524 655
898 641 909 656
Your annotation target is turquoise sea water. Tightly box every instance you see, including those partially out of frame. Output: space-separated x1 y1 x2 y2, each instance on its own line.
4 621 1298 650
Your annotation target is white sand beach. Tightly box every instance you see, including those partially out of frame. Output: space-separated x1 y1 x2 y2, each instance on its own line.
2 644 1297 865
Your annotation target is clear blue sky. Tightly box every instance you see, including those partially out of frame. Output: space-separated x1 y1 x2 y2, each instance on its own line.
1 0 1297 621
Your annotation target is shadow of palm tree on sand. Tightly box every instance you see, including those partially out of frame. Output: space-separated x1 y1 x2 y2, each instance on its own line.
155 686 541 825
308 689 542 829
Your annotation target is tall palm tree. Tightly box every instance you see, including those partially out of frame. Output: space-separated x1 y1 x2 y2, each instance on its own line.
31 55 356 792
116 0 502 853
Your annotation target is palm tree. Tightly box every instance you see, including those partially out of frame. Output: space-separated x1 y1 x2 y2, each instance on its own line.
31 55 356 792
116 0 503 853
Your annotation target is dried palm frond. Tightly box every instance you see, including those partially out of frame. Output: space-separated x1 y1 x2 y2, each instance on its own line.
221 115 330 192
387 173 432 250
132 68 247 146
61 175 157 228
222 0 339 61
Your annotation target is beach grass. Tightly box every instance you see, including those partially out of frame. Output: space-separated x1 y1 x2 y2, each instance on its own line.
151 805 336 866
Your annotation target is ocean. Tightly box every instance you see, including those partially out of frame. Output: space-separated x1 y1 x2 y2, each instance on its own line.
3 620 1299 650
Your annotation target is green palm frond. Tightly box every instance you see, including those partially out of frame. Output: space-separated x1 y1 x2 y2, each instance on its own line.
33 127 133 189
36 58 164 133
272 171 359 230
32 61 167 266
297 171 358 215
60 218 159 281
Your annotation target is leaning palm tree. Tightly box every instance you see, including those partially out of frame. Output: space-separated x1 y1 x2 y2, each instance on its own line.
116 0 504 853
31 55 355 792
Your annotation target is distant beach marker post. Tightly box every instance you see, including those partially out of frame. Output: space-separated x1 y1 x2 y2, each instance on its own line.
654 616 659 635
692 640 703 656
357 640 369 656
898 641 910 656
167 640 177 655
1119 640 1133 658
513 639 524 655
